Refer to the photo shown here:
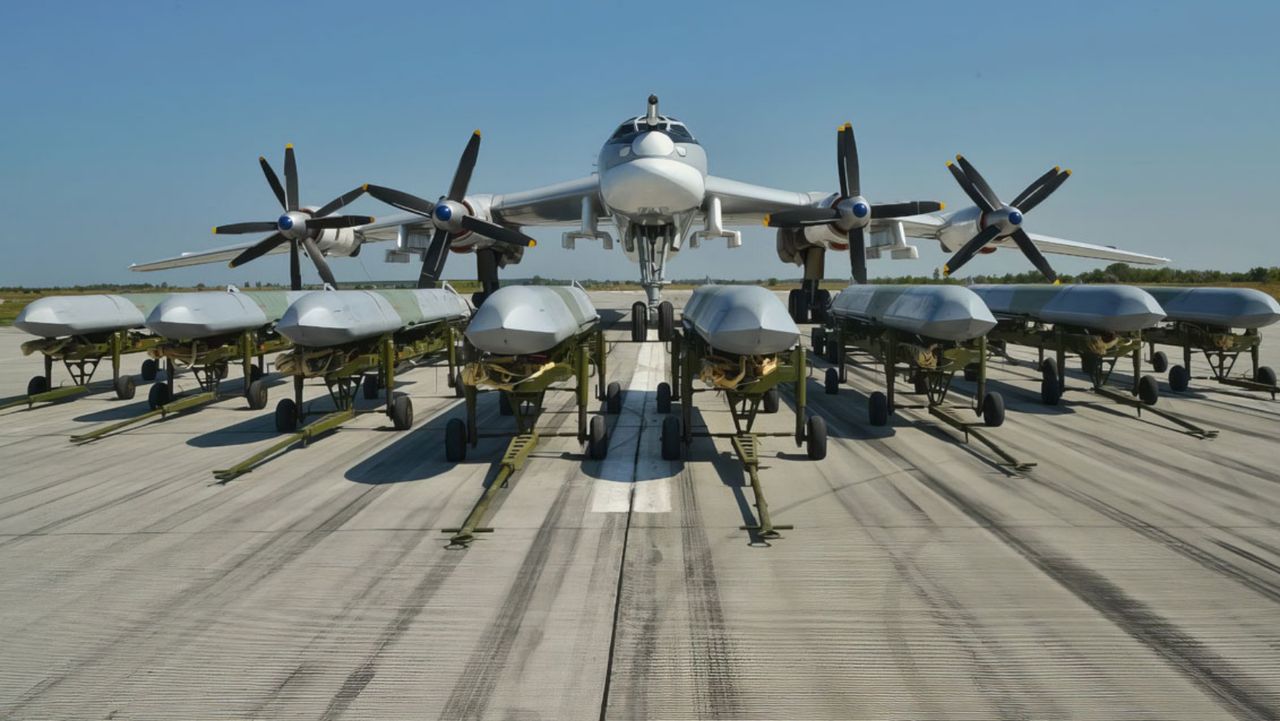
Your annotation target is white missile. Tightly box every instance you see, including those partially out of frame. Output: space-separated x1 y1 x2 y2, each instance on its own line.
1141 286 1280 329
829 285 996 341
465 285 598 355
970 284 1165 333
682 285 798 355
277 289 471 347
14 293 166 338
146 289 309 340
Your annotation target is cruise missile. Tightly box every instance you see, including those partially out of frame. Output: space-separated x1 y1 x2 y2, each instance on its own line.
1140 286 1280 329
829 285 996 341
465 285 598 355
146 289 309 340
277 288 471 347
970 284 1165 333
15 293 167 338
682 285 798 355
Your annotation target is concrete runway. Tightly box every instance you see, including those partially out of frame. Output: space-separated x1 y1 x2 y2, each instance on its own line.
0 289 1278 720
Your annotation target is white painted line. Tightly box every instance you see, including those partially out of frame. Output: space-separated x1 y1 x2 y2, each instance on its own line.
589 342 674 513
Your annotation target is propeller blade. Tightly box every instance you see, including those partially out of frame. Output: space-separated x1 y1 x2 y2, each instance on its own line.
1009 228 1058 282
228 232 287 267
942 224 1002 277
284 144 299 211
870 201 945 218
289 240 302 290
841 123 860 197
1010 167 1061 209
259 157 287 209
301 235 337 287
314 186 367 218
214 221 277 235
418 228 452 288
849 227 867 285
954 155 1001 208
1017 169 1070 213
836 124 849 198
763 207 841 228
306 215 376 230
946 161 996 213
458 215 537 247
364 184 436 217
448 130 482 202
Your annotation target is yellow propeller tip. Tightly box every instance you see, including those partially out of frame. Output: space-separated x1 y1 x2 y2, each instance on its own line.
762 214 771 227
285 143 294 149
369 217 376 223
1064 168 1073 176
942 265 951 276
473 129 482 137
938 202 946 211
529 239 537 247
211 227 218 234
955 154 964 161
1054 165 1061 172
361 183 369 191
1053 279 1062 285
945 161 954 168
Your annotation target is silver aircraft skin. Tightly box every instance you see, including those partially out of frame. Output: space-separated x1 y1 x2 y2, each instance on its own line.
133 96 1167 307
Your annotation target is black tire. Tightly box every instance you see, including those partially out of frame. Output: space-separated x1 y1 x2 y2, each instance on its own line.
811 327 826 352
868 391 890 427
825 338 840 365
246 379 268 410
825 367 840 395
606 381 623 414
656 382 672 414
657 301 674 343
963 363 980 382
812 289 831 324
471 291 489 309
215 363 229 381
445 418 466 462
787 289 801 323
499 392 513 416
1137 374 1159 406
912 374 928 394
1040 357 1059 377
1169 365 1190 392
631 301 647 343
1082 355 1100 376
1150 351 1168 373
588 415 609 460
1256 366 1277 387
275 398 298 433
762 387 780 414
1040 367 1062 405
982 392 1006 427
27 375 49 396
454 370 465 398
390 394 413 430
114 375 136 400
660 415 681 460
148 382 171 410
140 358 158 382
362 374 380 400
806 415 827 460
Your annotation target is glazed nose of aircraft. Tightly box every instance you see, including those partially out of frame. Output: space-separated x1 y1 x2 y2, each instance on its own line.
631 131 675 158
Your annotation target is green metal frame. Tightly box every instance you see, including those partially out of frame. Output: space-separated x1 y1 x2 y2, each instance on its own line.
1 331 163 411
1146 322 1276 398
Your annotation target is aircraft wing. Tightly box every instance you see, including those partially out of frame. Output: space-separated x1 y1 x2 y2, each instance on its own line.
489 175 603 226
350 212 431 243
130 240 291 271
1005 232 1168 265
703 175 825 225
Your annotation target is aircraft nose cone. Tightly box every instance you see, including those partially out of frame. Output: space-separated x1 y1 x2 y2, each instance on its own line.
278 214 294 230
631 131 675 158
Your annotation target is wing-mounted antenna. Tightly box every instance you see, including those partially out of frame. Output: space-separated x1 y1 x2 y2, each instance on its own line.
645 94 660 126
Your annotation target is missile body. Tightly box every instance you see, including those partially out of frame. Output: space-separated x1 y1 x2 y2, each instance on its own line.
1140 286 1280 330
277 289 471 347
15 293 167 338
970 284 1165 333
830 285 996 341
466 286 598 355
146 290 309 340
682 285 798 355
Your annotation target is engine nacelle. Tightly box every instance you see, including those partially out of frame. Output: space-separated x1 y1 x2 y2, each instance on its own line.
316 227 359 258
801 223 850 251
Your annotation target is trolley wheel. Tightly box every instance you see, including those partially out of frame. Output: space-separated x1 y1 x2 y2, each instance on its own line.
445 418 467 462
631 301 648 342
246 379 268 410
657 301 674 343
656 382 672 414
811 288 831 324
140 358 158 382
1081 355 1100 376
1168 365 1190 392
453 370 464 398
1256 366 1277 387
1040 357 1059 376
660 415 682 460
762 387 780 414
114 375 136 400
148 382 171 410
215 364 229 380
471 291 489 309
1137 374 1159 406
588 415 609 460
912 373 928 394
868 391 890 427
606 381 623 414
787 289 801 323
274 398 298 432
963 363 980 382
498 392 513 416
825 338 840 365
811 327 826 352
825 367 840 395
27 375 49 396
390 394 413 430
981 391 1006 427
1150 351 1169 373
806 415 828 460
1040 364 1062 405
362 374 380 400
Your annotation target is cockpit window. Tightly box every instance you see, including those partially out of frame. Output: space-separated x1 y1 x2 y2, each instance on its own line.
607 117 698 145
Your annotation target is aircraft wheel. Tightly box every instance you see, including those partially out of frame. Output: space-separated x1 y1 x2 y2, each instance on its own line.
498 392 513 416
981 392 1006 427
825 338 840 365
148 382 171 410
1168 365 1190 392
1040 357 1059 376
1137 374 1159 406
963 363 980 382
656 382 672 414
114 375 136 400
140 359 158 382
588 415 609 460
657 301 674 343
806 415 827 460
471 291 489 308
810 327 824 351
762 387 780 414
1150 351 1169 373
274 398 298 433
27 375 49 396
912 373 928 394
660 415 682 460
868 391 890 427
630 301 648 342
453 370 465 398
812 289 831 324
390 394 414 430
606 381 623 414
824 368 840 395
445 418 467 462
246 379 268 410
362 374 380 400
1256 366 1277 387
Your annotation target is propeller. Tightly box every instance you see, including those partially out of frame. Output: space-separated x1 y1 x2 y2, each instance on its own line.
364 131 537 289
764 123 944 284
942 155 1071 282
217 145 374 290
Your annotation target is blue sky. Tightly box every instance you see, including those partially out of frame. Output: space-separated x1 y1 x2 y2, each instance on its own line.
2 0 1276 287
